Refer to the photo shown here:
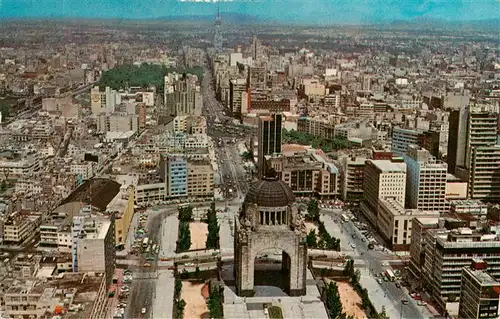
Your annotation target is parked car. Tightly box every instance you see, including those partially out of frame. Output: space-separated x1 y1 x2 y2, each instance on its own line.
402 300 409 305
141 308 147 314
395 282 401 288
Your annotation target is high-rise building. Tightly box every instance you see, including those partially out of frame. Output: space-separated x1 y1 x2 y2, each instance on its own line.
408 217 440 280
360 159 407 225
447 104 500 200
340 156 366 202
159 154 188 197
422 228 500 312
404 145 448 213
459 259 500 319
164 73 202 117
258 114 282 177
229 78 246 116
213 5 223 52
392 127 420 156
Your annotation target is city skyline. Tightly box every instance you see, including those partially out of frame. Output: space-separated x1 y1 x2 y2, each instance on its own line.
1 0 500 24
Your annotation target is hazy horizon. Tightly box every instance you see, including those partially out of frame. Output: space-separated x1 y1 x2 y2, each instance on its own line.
1 0 499 24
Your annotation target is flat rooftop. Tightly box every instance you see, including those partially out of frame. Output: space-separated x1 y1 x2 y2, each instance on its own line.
371 160 406 173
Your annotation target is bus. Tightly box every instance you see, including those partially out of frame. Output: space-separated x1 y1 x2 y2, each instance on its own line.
341 214 350 222
385 269 396 281
142 237 149 249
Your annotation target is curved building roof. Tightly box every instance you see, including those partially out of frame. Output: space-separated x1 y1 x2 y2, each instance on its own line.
245 178 295 208
59 178 121 211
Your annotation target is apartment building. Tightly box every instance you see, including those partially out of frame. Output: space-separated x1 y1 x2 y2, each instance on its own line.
187 160 214 198
449 200 488 217
90 86 119 115
360 159 407 225
0 151 40 179
447 104 500 201
106 185 135 245
297 116 335 139
391 127 421 156
230 78 246 115
3 272 107 319
267 147 340 198
459 260 500 319
159 154 188 198
164 73 202 117
340 156 366 202
69 162 95 180
408 217 440 280
404 145 448 213
173 115 207 135
469 146 500 201
73 217 115 285
3 212 40 245
96 113 140 133
422 228 500 313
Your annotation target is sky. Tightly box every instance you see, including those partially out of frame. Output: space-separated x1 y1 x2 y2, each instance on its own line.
0 0 499 24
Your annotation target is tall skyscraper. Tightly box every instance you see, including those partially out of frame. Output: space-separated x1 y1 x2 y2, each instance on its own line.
213 5 223 52
258 113 282 177
447 104 500 200
404 145 448 213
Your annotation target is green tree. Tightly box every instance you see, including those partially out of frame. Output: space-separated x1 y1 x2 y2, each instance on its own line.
178 206 194 222
195 266 201 279
307 199 320 221
205 202 220 249
324 281 343 318
241 151 253 161
306 229 317 248
207 287 224 318
343 259 355 278
378 306 390 319
174 278 182 299
174 299 186 319
176 221 191 252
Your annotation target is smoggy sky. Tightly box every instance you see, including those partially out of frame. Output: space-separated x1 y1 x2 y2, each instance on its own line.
1 0 499 24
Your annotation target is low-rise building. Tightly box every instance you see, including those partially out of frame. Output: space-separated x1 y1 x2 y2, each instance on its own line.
3 211 40 245
3 272 107 319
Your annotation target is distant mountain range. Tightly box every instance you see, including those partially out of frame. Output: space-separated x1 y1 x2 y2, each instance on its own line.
154 14 499 30
3 13 499 31
155 13 268 25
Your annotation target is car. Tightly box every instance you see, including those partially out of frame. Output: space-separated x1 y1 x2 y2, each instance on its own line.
141 307 146 314
350 243 356 249
395 282 401 288
376 278 383 284
401 300 409 305
185 262 195 267
361 238 366 242
143 262 151 267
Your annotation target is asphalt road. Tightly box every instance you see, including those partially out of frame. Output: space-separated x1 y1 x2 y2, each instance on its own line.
125 208 177 319
321 210 429 319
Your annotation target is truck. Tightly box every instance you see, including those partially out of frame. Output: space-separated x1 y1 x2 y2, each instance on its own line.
385 269 396 281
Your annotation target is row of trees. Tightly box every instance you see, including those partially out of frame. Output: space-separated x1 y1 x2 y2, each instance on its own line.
342 259 389 319
176 221 191 252
173 278 186 319
205 202 220 249
282 129 352 153
97 63 204 94
306 200 341 251
177 205 194 252
323 281 355 319
206 286 224 319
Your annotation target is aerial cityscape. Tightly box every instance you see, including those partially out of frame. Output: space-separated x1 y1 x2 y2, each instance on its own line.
0 1 499 319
